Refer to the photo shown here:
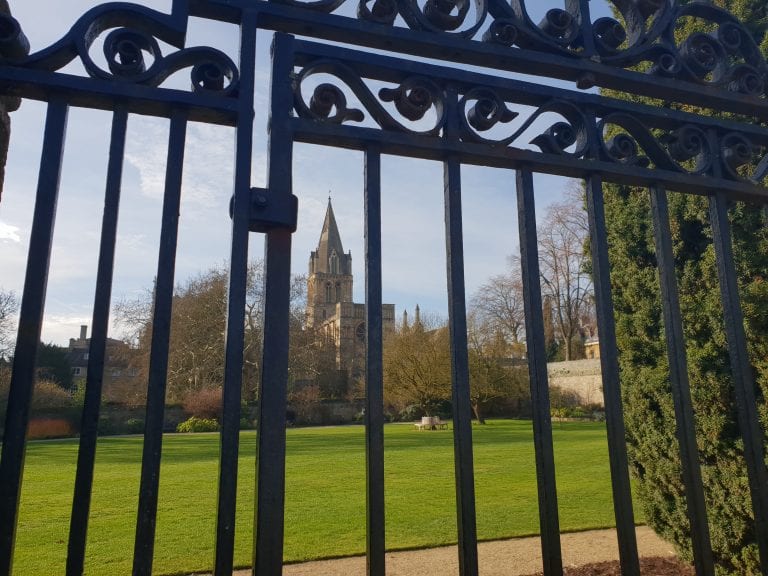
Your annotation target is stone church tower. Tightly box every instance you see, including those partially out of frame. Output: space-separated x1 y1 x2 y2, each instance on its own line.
307 198 395 377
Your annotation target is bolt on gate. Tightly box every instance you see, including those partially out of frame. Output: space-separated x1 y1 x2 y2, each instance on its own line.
1 0 768 575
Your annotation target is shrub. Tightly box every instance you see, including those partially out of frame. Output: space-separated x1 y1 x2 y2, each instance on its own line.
97 415 118 436
176 416 219 433
605 183 768 572
239 417 252 430
182 387 222 420
27 418 74 439
124 418 144 434
31 380 74 410
288 384 321 424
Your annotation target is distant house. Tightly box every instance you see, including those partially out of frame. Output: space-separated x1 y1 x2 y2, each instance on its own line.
67 325 135 398
584 337 600 359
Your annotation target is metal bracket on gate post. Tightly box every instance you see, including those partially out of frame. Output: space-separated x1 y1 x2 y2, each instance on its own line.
230 187 298 233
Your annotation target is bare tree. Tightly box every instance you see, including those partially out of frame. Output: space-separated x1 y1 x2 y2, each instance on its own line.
536 188 593 361
113 261 274 405
471 269 525 344
0 288 17 360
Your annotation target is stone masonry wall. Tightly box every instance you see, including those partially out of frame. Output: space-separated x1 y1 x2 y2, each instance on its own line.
547 358 604 406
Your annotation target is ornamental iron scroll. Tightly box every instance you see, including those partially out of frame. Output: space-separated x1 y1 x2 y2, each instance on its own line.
267 0 768 100
294 61 446 135
289 44 768 188
0 4 239 96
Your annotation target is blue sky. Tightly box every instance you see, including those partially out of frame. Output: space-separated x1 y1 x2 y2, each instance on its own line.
0 0 615 345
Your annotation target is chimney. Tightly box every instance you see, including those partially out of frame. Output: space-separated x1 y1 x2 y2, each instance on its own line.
80 325 87 341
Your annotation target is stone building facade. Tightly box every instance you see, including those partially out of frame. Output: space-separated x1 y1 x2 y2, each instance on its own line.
306 199 395 378
67 324 135 403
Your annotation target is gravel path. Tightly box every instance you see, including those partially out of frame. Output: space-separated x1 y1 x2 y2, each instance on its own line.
232 527 675 576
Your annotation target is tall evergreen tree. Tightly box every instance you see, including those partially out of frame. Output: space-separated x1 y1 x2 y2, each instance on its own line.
604 1 768 572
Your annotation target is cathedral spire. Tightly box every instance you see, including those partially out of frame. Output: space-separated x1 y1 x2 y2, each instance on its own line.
309 195 351 276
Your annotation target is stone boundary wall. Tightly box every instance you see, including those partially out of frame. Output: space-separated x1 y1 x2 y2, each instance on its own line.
547 358 603 407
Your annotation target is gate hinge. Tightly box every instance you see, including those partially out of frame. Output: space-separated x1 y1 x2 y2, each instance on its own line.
230 187 298 233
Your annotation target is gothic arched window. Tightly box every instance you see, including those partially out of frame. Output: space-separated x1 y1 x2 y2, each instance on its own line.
356 323 365 342
335 282 342 302
325 282 332 303
329 250 339 274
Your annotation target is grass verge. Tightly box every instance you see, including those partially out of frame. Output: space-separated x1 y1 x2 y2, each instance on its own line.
11 420 640 574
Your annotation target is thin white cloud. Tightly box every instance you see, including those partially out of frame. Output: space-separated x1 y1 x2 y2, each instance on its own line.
0 220 20 243
124 119 245 218
124 118 170 201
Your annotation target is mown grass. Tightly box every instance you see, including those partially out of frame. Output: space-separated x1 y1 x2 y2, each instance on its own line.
11 420 640 575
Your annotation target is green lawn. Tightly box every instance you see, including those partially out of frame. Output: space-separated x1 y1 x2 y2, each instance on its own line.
11 420 640 575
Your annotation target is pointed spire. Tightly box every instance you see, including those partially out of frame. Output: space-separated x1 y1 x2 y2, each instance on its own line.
309 193 352 276
414 304 421 329
402 309 409 330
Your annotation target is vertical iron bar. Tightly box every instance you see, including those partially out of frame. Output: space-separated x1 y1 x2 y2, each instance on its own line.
649 185 714 576
66 106 128 576
132 109 188 576
515 167 562 576
584 174 639 576
252 32 295 576
0 100 69 576
709 192 768 573
364 147 385 576
252 230 292 576
443 154 479 576
213 10 258 576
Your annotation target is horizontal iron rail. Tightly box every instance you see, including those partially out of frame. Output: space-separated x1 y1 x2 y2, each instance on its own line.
291 39 768 145
0 66 238 126
186 1 768 121
289 119 768 203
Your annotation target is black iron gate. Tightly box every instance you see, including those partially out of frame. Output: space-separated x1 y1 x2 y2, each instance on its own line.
1 1 768 575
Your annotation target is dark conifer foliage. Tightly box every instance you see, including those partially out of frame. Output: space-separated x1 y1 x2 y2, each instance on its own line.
604 1 768 572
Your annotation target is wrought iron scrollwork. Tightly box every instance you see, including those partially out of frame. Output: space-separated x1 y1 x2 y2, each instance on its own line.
0 4 239 95
458 91 589 157
358 0 399 26
397 0 487 38
294 61 446 135
719 133 768 184
295 60 594 157
599 114 713 175
270 0 768 99
598 114 768 183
